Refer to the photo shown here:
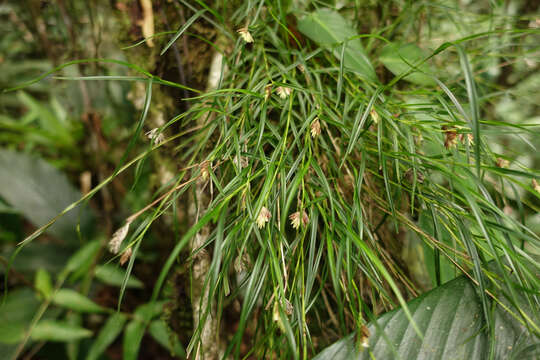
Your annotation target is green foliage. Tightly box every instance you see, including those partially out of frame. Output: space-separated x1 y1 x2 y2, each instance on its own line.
1 0 539 359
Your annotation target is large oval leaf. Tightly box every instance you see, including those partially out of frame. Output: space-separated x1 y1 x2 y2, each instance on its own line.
313 274 538 359
0 150 94 241
379 42 435 86
297 9 377 82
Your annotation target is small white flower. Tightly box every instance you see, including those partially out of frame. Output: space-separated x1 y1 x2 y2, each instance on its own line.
256 206 271 229
108 221 131 254
146 128 165 145
276 86 291 99
237 27 253 43
310 118 321 138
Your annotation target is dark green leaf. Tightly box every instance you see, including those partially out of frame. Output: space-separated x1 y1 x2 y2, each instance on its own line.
313 274 537 360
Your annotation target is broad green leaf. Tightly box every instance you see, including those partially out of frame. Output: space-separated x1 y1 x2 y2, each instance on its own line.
148 319 186 357
86 313 127 360
52 289 105 313
123 320 146 360
0 150 94 241
0 289 40 344
312 274 538 360
95 264 144 289
379 42 435 85
35 268 53 299
297 9 377 81
31 320 92 342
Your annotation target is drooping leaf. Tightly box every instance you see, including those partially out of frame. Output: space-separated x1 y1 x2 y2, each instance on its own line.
52 289 105 313
85 313 127 360
95 264 144 289
379 42 435 85
297 9 377 82
31 320 92 342
312 274 538 360
0 150 94 241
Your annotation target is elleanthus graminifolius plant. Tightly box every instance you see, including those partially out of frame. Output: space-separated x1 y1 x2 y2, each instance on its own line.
7 0 539 359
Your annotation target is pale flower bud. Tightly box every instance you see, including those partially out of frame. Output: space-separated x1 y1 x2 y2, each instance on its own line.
146 128 165 145
533 179 540 193
276 86 291 99
289 211 308 229
265 84 273 102
108 221 131 254
310 118 321 138
496 158 509 168
237 27 253 43
256 206 271 229
120 247 132 266
370 108 380 124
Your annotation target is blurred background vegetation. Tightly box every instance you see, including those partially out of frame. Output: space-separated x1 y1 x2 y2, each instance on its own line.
0 0 539 359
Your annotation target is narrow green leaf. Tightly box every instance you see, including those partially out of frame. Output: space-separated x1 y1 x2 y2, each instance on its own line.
31 320 92 342
52 289 105 313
